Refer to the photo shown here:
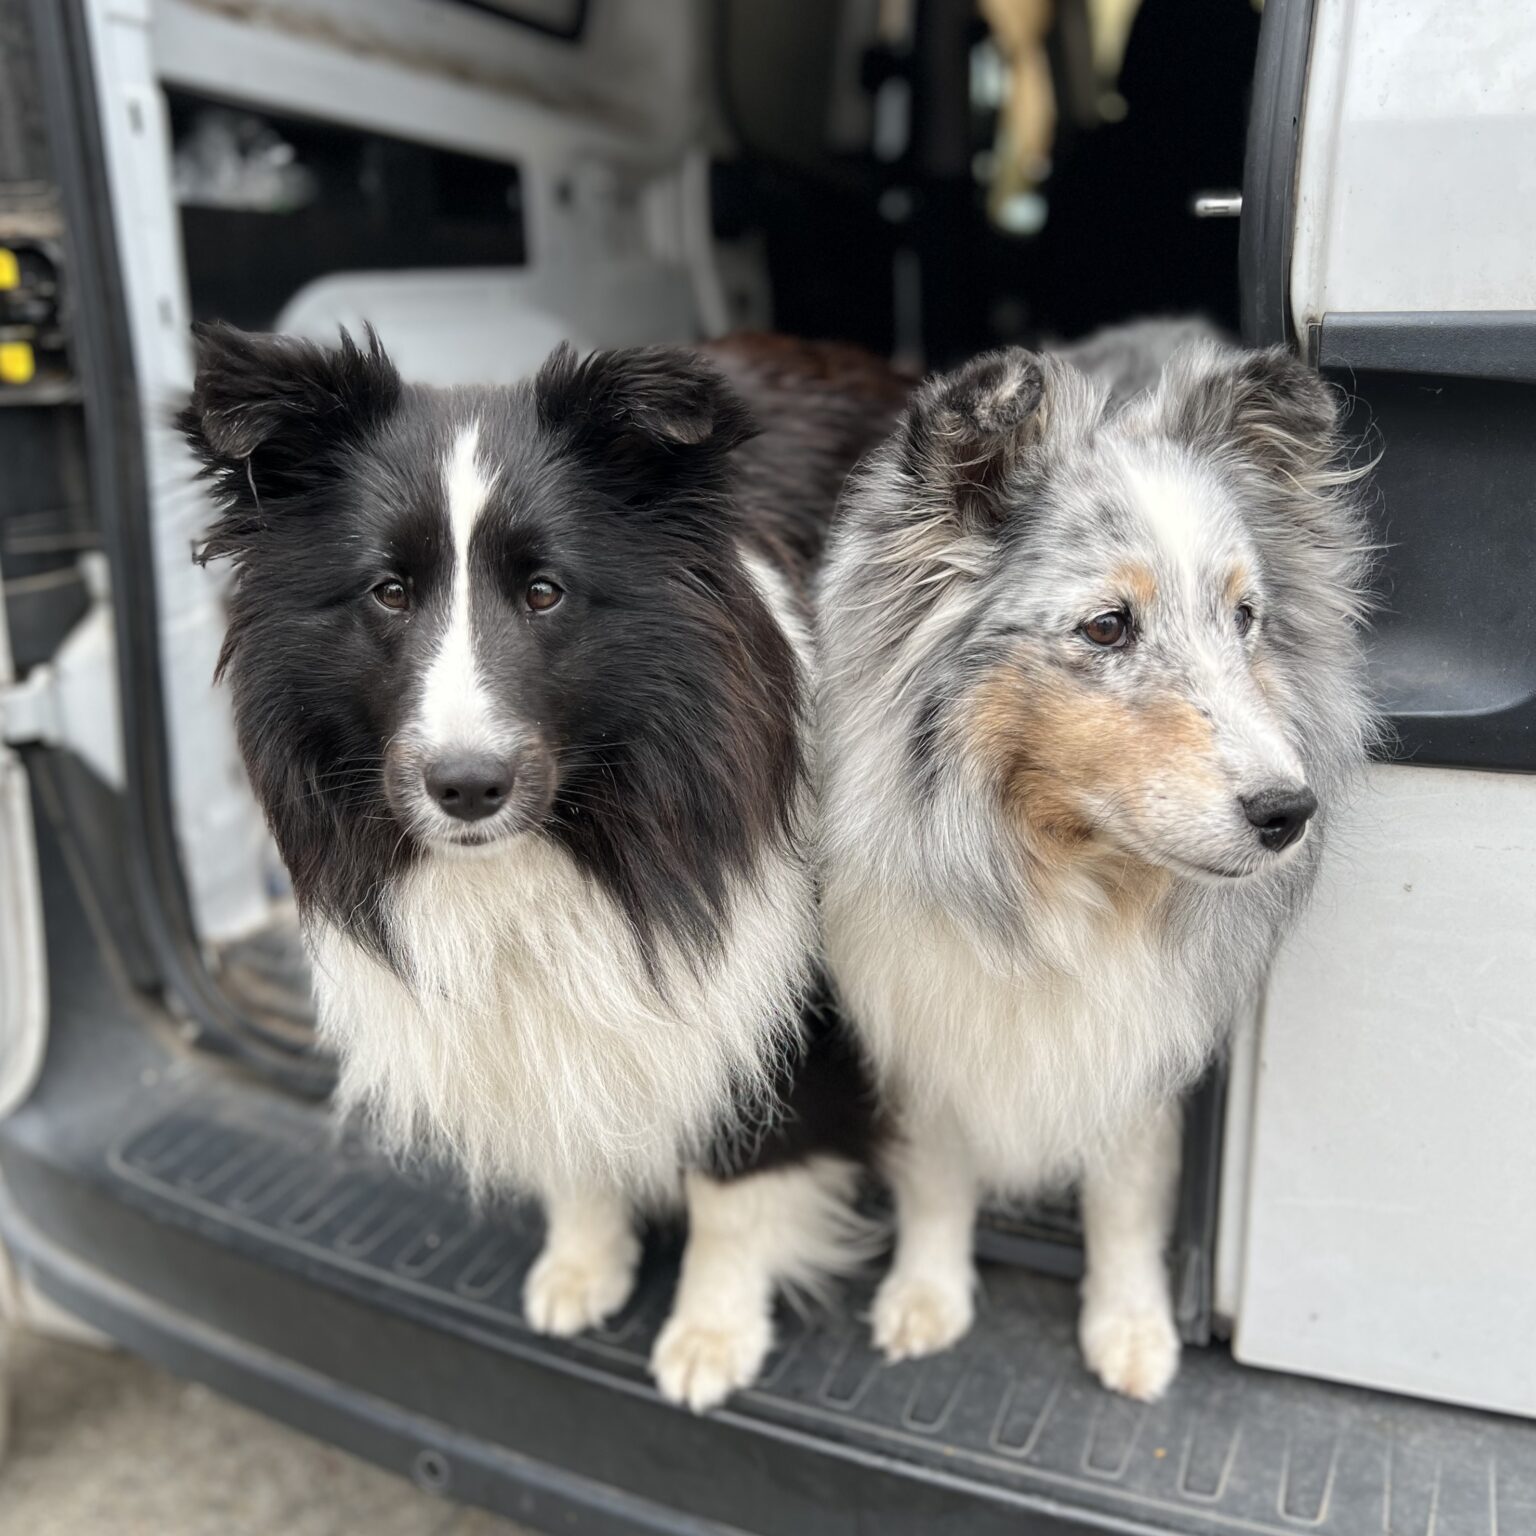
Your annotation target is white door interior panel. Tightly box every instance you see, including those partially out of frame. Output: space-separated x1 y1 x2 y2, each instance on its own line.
1235 764 1536 1418
1292 0 1536 328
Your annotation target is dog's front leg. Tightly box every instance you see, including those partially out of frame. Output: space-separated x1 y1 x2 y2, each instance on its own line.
652 1159 861 1413
523 1183 640 1337
870 1114 978 1361
1078 1096 1182 1401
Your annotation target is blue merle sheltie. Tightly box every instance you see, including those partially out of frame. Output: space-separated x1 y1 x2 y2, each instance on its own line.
818 321 1376 1401
182 326 903 1411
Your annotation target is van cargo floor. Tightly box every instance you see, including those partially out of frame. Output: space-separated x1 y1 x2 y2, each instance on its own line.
5 1059 1532 1536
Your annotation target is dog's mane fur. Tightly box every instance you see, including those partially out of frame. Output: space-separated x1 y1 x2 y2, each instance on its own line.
183 326 901 1198
819 329 1377 1175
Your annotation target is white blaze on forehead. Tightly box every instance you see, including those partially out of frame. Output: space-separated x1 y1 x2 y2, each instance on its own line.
1121 456 1210 584
418 423 499 751
445 422 493 557
1118 451 1250 631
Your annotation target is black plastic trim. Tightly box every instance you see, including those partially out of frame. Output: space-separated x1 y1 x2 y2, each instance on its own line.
25 0 331 1093
1318 311 1536 385
1239 0 1314 347
0 1188 753 1536
0 1161 1111 1536
1171 1068 1225 1347
1325 366 1536 772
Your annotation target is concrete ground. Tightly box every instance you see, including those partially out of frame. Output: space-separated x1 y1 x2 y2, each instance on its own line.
0 1323 530 1536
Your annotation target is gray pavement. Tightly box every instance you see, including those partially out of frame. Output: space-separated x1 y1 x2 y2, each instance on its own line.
0 1324 529 1536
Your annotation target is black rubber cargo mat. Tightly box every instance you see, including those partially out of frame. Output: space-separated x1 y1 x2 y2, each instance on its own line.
101 1082 1534 1536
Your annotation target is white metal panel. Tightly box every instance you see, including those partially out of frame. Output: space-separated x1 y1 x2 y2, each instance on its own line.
0 601 124 789
83 0 276 944
1235 764 1536 1418
1291 0 1536 332
152 0 702 173
278 262 699 385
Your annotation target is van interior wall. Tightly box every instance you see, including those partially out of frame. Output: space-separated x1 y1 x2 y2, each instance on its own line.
720 0 1259 366
168 94 528 334
166 2 1262 370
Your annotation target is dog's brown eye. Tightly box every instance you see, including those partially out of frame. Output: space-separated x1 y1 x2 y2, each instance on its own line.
374 579 409 612
1080 610 1130 649
1235 603 1255 637
526 578 563 613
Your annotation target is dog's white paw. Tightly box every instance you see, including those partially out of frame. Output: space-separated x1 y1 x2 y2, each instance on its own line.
651 1311 772 1414
1079 1299 1180 1402
871 1272 974 1362
523 1245 637 1337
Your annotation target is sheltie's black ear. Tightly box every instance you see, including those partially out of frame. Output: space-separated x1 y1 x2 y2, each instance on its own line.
533 343 757 507
181 322 401 562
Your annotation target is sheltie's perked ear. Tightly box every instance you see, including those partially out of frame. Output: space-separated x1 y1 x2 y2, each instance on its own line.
1154 344 1373 634
1160 343 1342 484
534 343 758 519
899 348 1048 528
886 347 1108 536
181 323 403 562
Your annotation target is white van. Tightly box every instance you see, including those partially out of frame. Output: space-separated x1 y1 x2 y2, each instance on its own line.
2 2 1532 1530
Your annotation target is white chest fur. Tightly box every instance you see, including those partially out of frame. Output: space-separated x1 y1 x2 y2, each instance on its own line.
310 831 814 1204
826 885 1220 1194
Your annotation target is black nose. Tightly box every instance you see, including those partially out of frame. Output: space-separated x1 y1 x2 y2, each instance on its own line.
424 753 512 822
1241 786 1318 852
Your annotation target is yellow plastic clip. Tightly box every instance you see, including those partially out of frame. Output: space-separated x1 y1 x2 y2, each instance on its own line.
0 249 19 290
0 341 37 385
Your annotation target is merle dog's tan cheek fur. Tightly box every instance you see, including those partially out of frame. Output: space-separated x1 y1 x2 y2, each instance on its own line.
1224 562 1252 609
964 658 1095 858
962 647 1224 872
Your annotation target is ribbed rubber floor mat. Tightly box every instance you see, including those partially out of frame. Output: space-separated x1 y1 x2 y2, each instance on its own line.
109 1085 1533 1536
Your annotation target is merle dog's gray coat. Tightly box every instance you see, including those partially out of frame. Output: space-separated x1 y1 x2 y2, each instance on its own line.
817 321 1375 1398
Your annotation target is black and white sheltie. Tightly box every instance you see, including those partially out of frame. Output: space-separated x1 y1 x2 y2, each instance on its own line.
818 321 1375 1400
182 326 903 1411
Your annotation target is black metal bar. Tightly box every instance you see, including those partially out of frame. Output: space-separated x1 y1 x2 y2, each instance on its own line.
1239 0 1316 347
